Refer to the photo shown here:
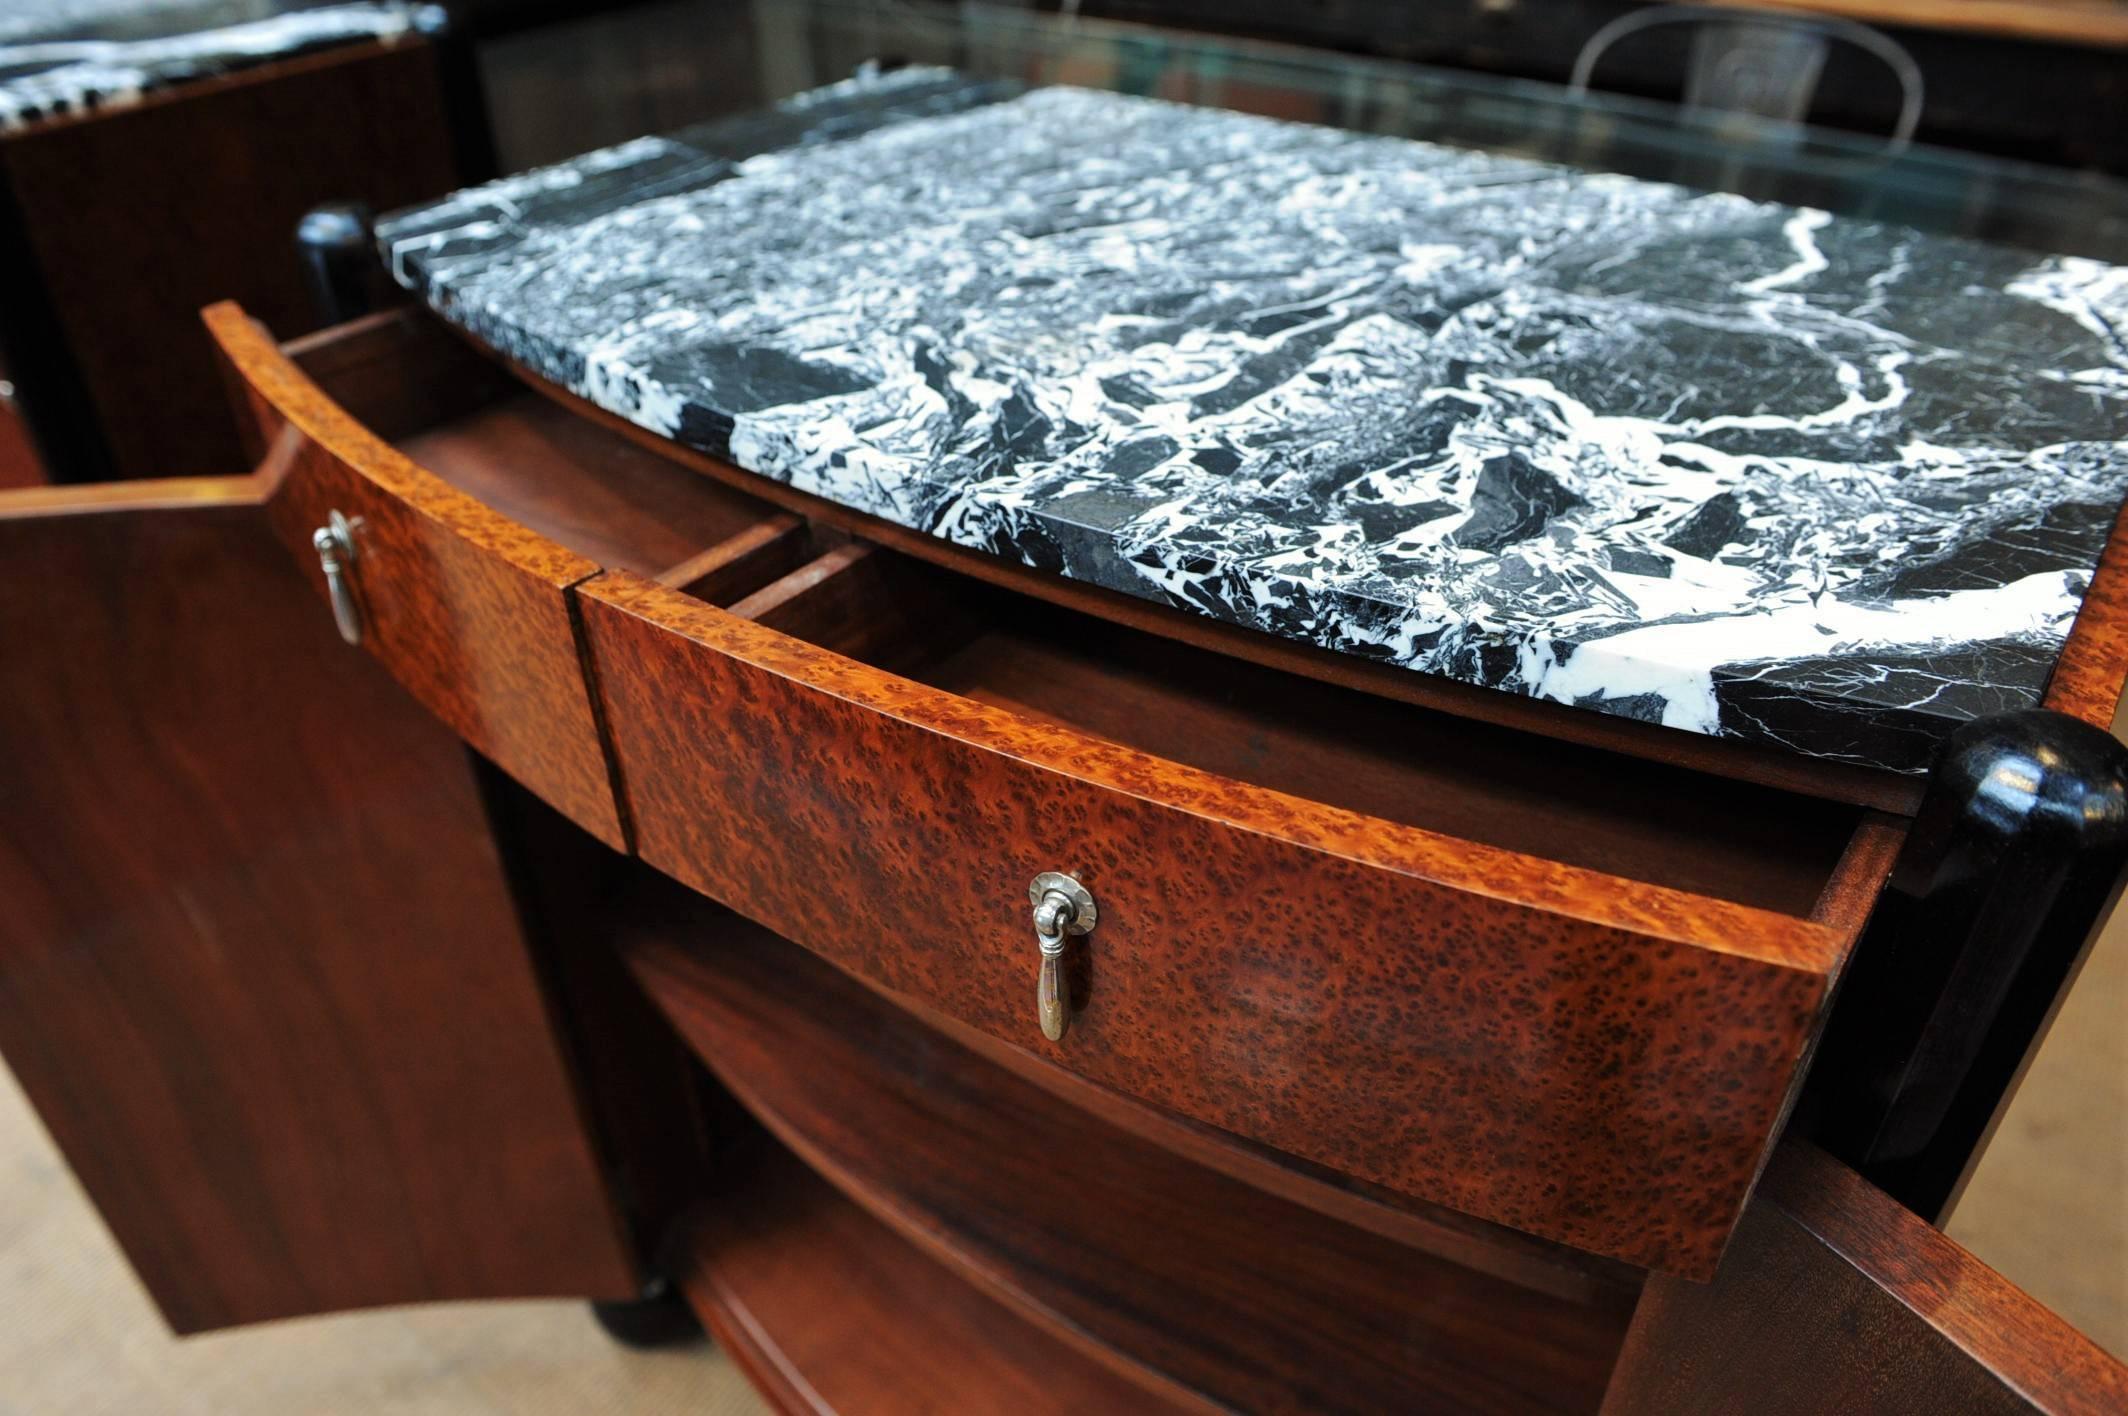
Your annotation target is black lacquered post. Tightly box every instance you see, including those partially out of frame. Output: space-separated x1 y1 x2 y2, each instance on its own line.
295 201 378 327
1802 709 2128 1220
416 4 500 185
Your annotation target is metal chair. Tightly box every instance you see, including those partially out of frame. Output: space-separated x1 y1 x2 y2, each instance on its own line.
1569 3 1924 151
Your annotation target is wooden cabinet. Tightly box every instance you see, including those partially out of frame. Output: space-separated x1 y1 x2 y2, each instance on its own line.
2 302 2121 1411
0 360 43 488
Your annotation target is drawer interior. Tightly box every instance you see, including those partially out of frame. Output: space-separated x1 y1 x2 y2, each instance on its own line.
701 542 1868 916
395 393 780 578
288 313 1878 917
292 310 783 579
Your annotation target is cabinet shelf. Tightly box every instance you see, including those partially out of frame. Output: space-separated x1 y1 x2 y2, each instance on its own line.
676 1140 1192 1416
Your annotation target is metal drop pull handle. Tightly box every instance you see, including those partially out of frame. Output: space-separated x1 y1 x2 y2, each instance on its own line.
1029 872 1096 1042
312 510 364 646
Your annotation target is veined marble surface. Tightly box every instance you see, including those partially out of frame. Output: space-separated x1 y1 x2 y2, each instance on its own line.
0 1 430 130
378 68 2128 773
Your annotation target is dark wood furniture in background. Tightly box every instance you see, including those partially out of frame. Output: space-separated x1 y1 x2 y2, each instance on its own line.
0 26 481 484
0 291 2123 1409
0 360 43 487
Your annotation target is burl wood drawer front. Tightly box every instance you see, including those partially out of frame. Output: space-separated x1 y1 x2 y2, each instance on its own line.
579 567 1892 1278
206 304 625 849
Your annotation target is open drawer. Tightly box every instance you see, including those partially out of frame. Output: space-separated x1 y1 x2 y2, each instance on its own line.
578 541 1906 1277
205 303 789 849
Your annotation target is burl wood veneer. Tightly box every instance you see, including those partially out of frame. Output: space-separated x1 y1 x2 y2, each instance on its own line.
205 304 788 852
206 301 626 847
578 541 1905 1276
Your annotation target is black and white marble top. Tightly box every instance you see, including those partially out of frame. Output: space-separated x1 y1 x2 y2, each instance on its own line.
377 68 2128 773
0 0 429 130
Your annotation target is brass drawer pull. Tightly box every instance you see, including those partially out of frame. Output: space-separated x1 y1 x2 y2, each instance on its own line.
1029 872 1096 1042
311 510 364 646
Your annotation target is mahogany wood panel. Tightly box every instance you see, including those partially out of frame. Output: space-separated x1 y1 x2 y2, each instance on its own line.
207 303 628 849
578 565 1888 1276
0 484 638 1333
622 906 1630 1414
0 40 462 481
1602 1143 2128 1415
282 307 519 447
0 396 45 488
2045 492 2128 733
674 1142 1200 1416
396 392 779 578
472 764 717 1267
475 337 1926 815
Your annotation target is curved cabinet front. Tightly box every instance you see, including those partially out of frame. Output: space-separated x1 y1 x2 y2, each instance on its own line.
577 556 1899 1278
192 304 1900 1278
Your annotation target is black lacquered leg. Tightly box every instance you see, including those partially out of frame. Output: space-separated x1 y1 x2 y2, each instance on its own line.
590 1275 704 1349
1802 709 2128 1220
415 4 500 184
294 201 378 327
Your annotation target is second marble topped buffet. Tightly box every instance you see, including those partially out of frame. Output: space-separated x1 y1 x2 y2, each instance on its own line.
0 0 434 130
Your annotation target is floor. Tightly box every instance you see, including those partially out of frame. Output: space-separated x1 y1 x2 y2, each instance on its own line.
1945 893 2128 1358
0 1063 768 1416
0 920 2118 1414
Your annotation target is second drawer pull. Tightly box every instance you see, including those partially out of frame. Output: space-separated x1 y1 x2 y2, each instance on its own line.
1029 872 1096 1042
312 510 364 646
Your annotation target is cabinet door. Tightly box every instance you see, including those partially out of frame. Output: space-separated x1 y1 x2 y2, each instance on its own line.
0 478 639 1333
1602 1142 2126 1415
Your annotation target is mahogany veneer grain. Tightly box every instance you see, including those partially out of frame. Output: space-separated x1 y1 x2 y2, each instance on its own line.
0 396 44 488
2045 491 2128 734
1602 1143 2128 1415
0 481 639 1331
1 39 461 481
